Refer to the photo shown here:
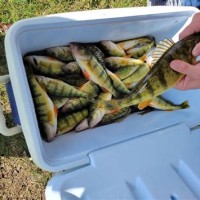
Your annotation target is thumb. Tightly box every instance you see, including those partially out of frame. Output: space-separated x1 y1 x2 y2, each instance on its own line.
192 42 200 57
170 60 200 79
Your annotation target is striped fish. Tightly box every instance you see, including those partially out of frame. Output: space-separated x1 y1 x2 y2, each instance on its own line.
26 67 57 142
46 46 74 62
57 109 88 135
35 75 91 99
61 81 100 113
100 41 126 56
24 55 69 76
142 96 189 111
104 57 145 71
70 43 119 97
100 33 200 112
126 40 155 59
122 63 150 88
88 92 112 128
116 36 153 51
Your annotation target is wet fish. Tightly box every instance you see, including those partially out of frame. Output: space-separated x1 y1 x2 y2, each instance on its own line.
26 67 57 142
50 95 68 109
78 81 100 97
114 65 139 80
88 92 112 128
75 118 89 132
99 107 131 126
70 43 119 97
106 69 130 95
35 75 91 99
100 34 200 112
100 41 126 56
58 74 87 87
116 37 153 51
145 46 156 67
141 96 189 111
24 55 69 76
57 109 88 135
122 63 150 88
62 62 82 74
104 57 145 71
126 40 155 58
61 97 90 113
46 46 74 62
61 81 99 113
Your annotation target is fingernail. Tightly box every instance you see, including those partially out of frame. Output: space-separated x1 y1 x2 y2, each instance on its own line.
170 60 179 69
192 49 198 57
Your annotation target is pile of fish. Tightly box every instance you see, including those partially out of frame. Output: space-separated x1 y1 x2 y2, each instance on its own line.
24 33 200 142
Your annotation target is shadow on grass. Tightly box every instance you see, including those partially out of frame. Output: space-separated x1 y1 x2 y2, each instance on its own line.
0 34 9 75
0 131 29 157
0 34 29 157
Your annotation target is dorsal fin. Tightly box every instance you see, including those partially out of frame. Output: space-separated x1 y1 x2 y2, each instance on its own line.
151 38 175 66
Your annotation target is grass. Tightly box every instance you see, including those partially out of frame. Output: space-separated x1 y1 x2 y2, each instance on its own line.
0 0 146 199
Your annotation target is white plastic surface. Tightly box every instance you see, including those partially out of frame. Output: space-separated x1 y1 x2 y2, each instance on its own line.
4 7 200 173
46 124 200 200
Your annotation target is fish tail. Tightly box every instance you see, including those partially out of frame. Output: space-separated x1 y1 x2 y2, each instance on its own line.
180 100 190 109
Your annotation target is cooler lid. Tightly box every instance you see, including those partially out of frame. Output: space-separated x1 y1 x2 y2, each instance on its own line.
45 123 200 199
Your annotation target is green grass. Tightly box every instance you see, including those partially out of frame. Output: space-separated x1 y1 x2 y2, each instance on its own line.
0 0 146 199
0 0 146 23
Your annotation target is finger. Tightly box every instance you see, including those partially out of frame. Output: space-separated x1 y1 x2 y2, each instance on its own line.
179 24 196 40
170 60 200 79
174 77 200 90
179 13 200 40
192 42 200 57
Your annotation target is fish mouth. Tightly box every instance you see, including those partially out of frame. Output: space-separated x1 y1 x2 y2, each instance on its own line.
24 55 38 68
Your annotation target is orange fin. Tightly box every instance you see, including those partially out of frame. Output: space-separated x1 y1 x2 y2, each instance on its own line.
138 100 152 110
139 54 147 62
82 70 90 80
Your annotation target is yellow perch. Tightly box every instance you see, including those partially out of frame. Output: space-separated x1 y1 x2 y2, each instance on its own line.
26 67 58 142
70 43 120 97
35 75 91 99
57 109 88 135
100 34 200 112
142 96 189 111
24 55 70 76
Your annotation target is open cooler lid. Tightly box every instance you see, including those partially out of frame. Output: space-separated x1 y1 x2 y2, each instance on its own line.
46 123 200 200
4 5 200 177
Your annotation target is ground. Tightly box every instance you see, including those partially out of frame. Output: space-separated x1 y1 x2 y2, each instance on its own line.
0 0 146 199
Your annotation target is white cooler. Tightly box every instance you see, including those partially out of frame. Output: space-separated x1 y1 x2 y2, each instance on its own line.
1 6 200 200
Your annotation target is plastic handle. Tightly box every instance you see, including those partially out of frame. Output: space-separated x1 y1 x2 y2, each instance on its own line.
0 74 22 136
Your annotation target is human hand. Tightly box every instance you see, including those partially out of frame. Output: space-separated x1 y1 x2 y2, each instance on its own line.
170 13 200 90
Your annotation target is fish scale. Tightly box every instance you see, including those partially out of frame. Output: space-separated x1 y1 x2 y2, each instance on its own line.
70 43 119 97
101 33 200 111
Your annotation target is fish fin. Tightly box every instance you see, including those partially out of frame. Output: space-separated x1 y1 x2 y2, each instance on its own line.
138 100 152 110
151 38 175 66
180 100 190 109
139 54 147 62
82 70 90 80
